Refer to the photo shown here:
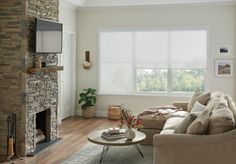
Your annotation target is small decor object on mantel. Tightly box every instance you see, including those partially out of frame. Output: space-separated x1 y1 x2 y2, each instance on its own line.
34 56 42 68
79 88 97 118
120 109 142 140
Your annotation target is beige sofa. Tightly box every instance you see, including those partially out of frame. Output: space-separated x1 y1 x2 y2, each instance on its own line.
153 92 236 164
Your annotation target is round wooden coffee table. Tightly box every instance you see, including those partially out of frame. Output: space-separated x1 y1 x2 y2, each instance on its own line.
88 129 146 163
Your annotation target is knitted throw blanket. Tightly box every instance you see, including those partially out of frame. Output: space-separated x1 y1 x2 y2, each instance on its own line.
138 105 183 118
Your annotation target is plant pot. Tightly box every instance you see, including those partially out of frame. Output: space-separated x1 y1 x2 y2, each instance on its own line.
125 128 136 140
82 106 96 118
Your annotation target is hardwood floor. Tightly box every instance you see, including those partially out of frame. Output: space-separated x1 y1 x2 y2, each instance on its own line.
5 117 119 164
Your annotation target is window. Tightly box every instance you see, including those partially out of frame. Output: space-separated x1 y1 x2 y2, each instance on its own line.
99 29 207 96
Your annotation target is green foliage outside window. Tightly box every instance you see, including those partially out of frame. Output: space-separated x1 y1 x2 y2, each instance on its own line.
172 70 205 92
137 69 167 92
137 69 204 93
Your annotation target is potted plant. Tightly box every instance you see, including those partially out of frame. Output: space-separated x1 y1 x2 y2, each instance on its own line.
79 88 97 118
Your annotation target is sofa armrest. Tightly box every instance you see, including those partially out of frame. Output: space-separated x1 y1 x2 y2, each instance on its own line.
172 101 189 111
153 129 236 164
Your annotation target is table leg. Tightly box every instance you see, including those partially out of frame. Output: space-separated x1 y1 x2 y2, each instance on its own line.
134 144 144 157
99 145 110 163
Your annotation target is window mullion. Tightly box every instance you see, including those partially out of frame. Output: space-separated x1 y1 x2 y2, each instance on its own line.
167 69 172 95
133 30 137 94
167 30 172 96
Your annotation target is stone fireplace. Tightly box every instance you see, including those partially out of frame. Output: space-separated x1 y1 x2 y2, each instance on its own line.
0 0 60 157
26 0 60 155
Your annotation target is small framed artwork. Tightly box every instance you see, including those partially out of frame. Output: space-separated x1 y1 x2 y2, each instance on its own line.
217 46 231 56
215 59 233 77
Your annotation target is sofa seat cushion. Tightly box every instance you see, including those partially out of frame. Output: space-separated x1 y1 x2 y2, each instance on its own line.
160 129 175 134
160 117 185 134
138 111 188 130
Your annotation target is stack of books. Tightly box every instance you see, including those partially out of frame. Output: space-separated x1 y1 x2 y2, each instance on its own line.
101 128 125 140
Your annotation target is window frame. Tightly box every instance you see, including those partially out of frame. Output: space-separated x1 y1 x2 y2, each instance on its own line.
97 27 209 97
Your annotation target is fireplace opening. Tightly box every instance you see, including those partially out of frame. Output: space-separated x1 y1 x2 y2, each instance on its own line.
36 110 50 144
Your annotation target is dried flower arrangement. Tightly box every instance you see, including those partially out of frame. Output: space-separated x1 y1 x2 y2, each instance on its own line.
120 109 142 129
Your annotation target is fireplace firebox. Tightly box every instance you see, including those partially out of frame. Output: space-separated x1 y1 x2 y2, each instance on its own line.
36 109 51 144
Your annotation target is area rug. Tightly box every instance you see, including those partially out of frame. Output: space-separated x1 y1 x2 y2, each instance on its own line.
62 143 153 164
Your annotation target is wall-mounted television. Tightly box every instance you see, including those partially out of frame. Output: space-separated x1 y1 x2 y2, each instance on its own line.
36 18 63 53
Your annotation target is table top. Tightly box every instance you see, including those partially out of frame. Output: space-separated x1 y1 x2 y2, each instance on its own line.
88 129 146 146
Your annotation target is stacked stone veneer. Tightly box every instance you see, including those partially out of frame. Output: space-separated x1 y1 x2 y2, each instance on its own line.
0 0 59 156
25 0 59 154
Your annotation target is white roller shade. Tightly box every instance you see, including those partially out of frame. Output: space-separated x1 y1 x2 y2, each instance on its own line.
99 31 134 94
135 30 169 69
170 30 207 69
99 29 207 95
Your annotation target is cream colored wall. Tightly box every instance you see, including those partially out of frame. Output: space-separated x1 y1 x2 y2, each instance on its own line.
77 4 236 116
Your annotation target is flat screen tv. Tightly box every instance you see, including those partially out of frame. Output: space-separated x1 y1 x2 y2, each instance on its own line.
36 18 63 53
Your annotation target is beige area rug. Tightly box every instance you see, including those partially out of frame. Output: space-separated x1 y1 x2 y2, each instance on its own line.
62 143 153 164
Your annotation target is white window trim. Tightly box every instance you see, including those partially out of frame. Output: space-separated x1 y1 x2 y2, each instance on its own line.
97 26 209 97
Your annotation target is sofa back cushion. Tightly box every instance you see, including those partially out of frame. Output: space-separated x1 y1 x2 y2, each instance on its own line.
206 91 228 112
174 113 198 134
225 95 236 123
208 104 235 134
187 92 210 112
186 110 210 135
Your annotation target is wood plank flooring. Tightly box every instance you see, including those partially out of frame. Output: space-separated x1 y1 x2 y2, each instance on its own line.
5 117 119 164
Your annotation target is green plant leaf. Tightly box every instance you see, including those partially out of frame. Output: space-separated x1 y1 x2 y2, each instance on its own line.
79 88 97 109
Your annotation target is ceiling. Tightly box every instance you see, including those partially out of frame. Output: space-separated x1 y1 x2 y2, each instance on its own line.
63 0 236 7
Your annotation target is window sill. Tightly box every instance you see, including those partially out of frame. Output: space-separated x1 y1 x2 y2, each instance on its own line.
97 92 192 98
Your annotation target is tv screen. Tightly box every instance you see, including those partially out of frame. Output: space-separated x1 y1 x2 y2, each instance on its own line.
36 18 63 53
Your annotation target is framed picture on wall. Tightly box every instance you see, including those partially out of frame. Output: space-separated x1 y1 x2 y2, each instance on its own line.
217 45 231 56
215 59 233 77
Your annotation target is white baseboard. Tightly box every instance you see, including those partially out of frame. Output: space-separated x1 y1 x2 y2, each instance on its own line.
76 109 107 118
96 111 107 117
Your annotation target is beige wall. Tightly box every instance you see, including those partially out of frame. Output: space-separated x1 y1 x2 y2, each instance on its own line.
77 4 236 116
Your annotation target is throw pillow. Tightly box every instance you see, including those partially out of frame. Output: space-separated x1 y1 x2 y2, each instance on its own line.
208 104 235 134
187 92 201 112
225 95 236 123
174 113 198 134
191 101 206 113
187 92 210 112
186 110 210 135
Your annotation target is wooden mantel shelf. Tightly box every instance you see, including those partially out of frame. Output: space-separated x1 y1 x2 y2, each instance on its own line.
27 66 64 74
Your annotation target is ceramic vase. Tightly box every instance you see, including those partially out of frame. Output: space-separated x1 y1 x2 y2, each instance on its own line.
125 128 136 140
